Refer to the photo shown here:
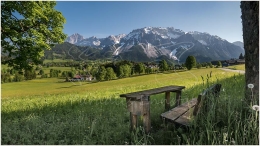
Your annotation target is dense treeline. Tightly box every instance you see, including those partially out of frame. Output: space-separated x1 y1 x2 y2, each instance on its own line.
1 56 225 83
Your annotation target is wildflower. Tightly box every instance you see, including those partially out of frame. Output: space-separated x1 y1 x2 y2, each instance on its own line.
231 138 236 145
247 84 254 89
252 105 259 111
223 88 225 92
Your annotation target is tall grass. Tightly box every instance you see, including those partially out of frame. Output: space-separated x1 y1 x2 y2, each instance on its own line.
1 69 258 144
226 64 245 71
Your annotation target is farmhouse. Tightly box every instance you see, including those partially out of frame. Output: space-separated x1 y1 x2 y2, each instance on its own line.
68 75 84 82
81 75 94 81
222 59 245 66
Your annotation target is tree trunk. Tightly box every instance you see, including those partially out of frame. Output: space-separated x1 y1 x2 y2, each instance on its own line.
240 1 259 105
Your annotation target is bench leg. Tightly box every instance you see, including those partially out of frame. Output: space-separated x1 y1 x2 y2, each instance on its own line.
175 91 182 107
142 100 151 134
165 92 170 110
130 112 138 132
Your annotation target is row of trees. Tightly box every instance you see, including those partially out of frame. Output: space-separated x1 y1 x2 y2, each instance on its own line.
185 56 222 70
1 55 223 83
93 57 219 81
1 69 37 83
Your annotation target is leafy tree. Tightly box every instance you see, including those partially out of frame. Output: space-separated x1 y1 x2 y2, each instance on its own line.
117 64 131 78
239 53 244 59
217 61 222 68
159 60 169 71
207 62 213 68
135 63 145 74
1 1 67 70
67 71 75 78
96 66 107 81
185 56 197 70
105 67 116 80
145 67 152 74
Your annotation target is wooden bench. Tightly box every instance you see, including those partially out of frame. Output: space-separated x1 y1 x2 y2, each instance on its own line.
120 85 185 133
161 84 222 126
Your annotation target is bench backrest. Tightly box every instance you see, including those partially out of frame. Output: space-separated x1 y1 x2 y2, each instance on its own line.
193 84 222 116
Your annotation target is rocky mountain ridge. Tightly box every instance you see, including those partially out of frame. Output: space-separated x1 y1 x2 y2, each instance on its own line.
64 27 244 63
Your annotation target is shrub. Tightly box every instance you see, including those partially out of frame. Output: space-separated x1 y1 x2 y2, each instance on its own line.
50 69 59 78
13 73 24 82
197 63 202 69
41 74 48 78
24 69 36 80
1 73 12 83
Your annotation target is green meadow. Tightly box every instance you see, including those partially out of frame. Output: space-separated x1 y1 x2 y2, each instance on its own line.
43 59 75 63
1 65 258 145
226 64 245 71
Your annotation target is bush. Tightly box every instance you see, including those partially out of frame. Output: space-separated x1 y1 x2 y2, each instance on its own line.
13 73 24 82
1 73 12 83
9 69 17 75
39 69 44 75
50 69 59 78
41 74 48 78
24 69 36 80
197 63 202 69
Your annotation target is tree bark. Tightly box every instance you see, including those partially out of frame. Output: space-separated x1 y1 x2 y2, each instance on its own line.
240 1 259 105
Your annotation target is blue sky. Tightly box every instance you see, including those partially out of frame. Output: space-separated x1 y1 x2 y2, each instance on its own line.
55 1 243 43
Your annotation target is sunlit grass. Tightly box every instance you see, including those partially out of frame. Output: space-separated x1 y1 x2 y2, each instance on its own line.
225 64 245 71
1 66 257 145
2 68 238 98
43 59 75 63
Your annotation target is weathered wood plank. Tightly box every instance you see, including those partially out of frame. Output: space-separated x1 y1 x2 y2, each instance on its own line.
175 91 182 107
174 106 195 126
142 100 151 134
161 84 222 126
130 112 138 131
161 98 197 121
120 85 185 98
165 92 170 110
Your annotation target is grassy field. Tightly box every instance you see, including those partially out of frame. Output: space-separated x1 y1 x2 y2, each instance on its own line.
43 59 75 63
1 66 258 145
225 64 245 71
2 68 240 98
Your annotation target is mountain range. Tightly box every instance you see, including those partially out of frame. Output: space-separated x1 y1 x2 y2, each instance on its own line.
53 27 244 63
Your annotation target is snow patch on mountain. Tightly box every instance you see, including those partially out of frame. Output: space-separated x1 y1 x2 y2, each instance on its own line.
93 41 101 46
167 32 180 39
124 31 140 41
198 40 207 46
141 43 159 58
169 49 178 60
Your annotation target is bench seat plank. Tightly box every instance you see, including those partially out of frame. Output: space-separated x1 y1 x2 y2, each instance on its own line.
174 106 195 126
161 98 197 122
161 84 221 127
